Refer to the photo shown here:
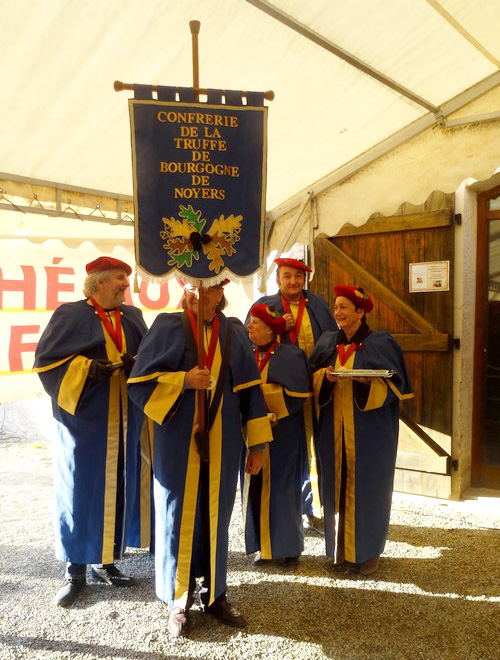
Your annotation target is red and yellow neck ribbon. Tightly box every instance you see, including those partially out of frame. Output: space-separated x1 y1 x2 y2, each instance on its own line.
281 293 306 345
186 308 220 370
90 298 123 353
254 341 279 373
337 342 363 366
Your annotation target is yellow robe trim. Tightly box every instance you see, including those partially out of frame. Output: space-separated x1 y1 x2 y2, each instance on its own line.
284 388 311 399
260 362 289 421
245 364 272 559
241 448 251 537
261 382 289 421
290 302 322 515
101 316 128 564
128 371 170 383
361 378 388 411
259 447 272 558
143 372 186 424
138 418 153 548
387 379 415 400
206 328 224 606
333 350 357 564
173 412 200 608
246 415 273 448
313 368 328 419
233 378 262 393
33 354 74 373
57 355 92 415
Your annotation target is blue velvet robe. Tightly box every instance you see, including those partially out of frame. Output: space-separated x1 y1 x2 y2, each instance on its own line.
242 343 311 559
128 312 273 608
248 290 336 518
309 330 413 563
33 300 150 564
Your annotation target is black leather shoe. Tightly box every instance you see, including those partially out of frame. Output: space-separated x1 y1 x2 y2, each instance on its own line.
283 556 300 567
168 607 190 637
54 578 86 607
204 597 246 628
91 564 136 587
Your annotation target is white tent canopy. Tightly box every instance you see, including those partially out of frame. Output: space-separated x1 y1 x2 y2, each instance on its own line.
1 0 499 222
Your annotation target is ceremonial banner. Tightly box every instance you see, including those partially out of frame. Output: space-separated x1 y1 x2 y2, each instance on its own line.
129 87 268 284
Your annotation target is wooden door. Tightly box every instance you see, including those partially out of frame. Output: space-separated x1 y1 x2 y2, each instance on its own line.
472 185 500 488
311 194 455 498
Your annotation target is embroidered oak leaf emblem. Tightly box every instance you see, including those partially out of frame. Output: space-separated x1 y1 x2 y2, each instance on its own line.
160 207 242 273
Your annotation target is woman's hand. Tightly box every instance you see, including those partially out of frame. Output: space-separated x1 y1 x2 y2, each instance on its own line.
245 451 264 475
324 367 338 383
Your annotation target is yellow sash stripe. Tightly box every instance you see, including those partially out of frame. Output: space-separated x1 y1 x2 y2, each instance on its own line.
138 419 152 548
259 447 272 559
100 319 126 564
173 416 200 608
57 355 92 415
334 351 357 563
206 329 223 606
144 372 186 424
290 303 315 358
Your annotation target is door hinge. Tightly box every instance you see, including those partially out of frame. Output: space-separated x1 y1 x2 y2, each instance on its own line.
454 213 462 225
453 337 460 349
451 459 459 471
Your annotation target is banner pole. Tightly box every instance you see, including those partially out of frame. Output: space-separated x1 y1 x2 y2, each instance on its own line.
190 20 207 438
190 20 201 102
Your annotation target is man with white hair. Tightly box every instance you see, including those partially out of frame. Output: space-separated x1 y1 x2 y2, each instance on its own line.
128 280 273 637
34 256 151 607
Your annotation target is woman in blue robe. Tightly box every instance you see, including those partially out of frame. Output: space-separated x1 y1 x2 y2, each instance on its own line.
309 285 413 575
242 304 311 564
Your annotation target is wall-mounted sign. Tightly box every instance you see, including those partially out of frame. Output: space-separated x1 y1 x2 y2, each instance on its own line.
409 261 450 293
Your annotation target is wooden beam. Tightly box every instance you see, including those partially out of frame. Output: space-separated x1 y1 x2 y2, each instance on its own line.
316 237 442 335
335 209 453 237
393 334 449 351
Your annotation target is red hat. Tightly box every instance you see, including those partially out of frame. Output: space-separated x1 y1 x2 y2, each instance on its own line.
274 258 312 273
86 256 132 275
249 304 287 335
334 285 374 313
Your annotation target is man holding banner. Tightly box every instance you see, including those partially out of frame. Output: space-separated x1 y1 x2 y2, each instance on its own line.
249 258 337 533
128 281 272 637
127 82 272 635
33 256 151 607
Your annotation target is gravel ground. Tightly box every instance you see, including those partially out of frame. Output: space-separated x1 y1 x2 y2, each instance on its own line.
1 436 499 660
